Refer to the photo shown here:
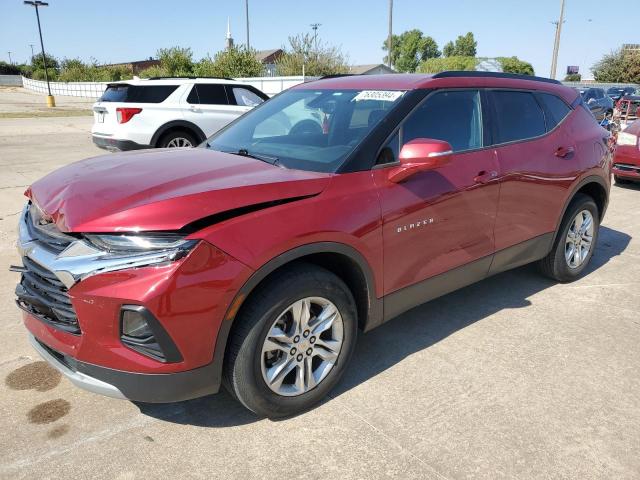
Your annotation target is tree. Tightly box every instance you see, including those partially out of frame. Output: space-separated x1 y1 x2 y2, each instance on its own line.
453 32 477 57
30 52 59 72
382 29 440 72
0 61 21 75
276 33 349 76
441 32 477 57
592 49 640 83
443 41 455 57
194 47 264 78
497 56 535 75
564 73 581 82
156 47 194 77
417 56 478 73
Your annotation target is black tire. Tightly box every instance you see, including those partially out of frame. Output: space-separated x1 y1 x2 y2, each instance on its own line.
158 130 197 148
538 193 599 282
224 263 358 418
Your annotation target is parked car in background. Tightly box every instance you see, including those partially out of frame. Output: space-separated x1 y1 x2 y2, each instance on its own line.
91 77 269 151
580 87 614 121
612 120 640 184
607 86 636 103
16 72 610 417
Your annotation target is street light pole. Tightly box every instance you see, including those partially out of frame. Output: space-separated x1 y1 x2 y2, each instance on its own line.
24 1 55 107
550 0 566 80
7 52 12 64
29 43 35 59
245 0 250 49
387 0 393 69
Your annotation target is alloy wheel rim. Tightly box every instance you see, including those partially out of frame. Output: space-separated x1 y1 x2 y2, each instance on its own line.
166 137 192 148
260 297 344 397
565 209 594 269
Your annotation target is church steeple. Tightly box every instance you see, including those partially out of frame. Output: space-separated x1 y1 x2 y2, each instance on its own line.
225 17 234 50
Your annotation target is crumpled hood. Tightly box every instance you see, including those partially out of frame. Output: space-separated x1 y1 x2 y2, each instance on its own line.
28 148 332 232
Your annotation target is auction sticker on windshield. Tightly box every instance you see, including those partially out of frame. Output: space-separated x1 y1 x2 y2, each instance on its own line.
352 90 405 102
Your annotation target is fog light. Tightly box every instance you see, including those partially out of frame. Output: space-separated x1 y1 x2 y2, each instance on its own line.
119 305 183 363
122 310 153 339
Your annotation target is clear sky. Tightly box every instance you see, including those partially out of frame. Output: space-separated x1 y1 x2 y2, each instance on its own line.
1 0 631 79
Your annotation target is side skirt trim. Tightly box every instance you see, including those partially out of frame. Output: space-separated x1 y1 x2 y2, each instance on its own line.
382 233 554 323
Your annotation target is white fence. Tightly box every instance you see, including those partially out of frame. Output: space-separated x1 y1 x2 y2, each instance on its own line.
21 75 316 99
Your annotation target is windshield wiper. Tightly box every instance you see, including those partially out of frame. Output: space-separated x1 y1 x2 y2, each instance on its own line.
221 148 280 166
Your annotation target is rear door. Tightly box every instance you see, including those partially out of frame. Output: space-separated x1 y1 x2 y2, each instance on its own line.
374 89 500 301
490 89 575 253
183 83 247 136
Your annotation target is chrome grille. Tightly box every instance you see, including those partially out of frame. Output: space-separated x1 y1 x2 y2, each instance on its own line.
15 256 80 334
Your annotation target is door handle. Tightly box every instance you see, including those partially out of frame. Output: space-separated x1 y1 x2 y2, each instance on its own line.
474 170 498 184
555 146 575 158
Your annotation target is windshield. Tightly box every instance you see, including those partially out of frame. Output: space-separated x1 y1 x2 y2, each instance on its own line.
206 88 406 172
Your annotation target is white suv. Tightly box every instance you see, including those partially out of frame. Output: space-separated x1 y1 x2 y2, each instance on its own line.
91 77 269 151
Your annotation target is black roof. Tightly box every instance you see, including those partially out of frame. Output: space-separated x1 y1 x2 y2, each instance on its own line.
432 71 562 85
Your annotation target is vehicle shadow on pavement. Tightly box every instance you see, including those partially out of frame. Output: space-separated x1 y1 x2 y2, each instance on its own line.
137 226 630 427
614 181 640 192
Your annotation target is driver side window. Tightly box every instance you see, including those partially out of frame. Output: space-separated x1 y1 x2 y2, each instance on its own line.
401 90 483 153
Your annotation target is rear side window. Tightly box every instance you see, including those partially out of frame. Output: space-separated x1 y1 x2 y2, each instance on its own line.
402 90 483 152
188 84 229 105
537 92 571 129
99 85 178 103
229 87 265 107
492 91 546 144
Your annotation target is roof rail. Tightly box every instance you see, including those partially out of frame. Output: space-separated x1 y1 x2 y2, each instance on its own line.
431 71 561 85
319 74 355 80
145 76 234 81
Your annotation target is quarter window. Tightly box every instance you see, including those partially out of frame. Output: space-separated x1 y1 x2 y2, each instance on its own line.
538 92 571 130
492 91 546 144
402 90 483 152
230 87 265 107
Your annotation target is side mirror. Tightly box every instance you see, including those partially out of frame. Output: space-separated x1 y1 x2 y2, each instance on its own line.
388 138 453 183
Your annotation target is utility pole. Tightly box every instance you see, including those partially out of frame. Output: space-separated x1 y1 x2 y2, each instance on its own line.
310 23 321 55
550 0 566 80
7 52 12 64
29 43 35 59
24 1 55 107
387 0 393 68
245 0 250 49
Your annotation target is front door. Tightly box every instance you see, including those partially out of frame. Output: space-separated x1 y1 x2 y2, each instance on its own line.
373 89 500 313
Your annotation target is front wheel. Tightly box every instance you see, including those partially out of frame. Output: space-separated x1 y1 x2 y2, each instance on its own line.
538 193 599 282
224 264 358 417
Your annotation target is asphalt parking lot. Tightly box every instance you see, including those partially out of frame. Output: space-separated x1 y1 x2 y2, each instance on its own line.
1 98 640 479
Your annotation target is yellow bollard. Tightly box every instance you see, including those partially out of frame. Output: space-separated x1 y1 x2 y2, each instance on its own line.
46 95 56 107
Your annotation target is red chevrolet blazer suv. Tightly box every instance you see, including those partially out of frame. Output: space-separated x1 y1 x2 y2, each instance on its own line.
14 72 611 417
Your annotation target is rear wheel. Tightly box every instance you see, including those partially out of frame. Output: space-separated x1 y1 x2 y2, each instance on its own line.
158 130 197 148
224 264 358 418
538 193 599 282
